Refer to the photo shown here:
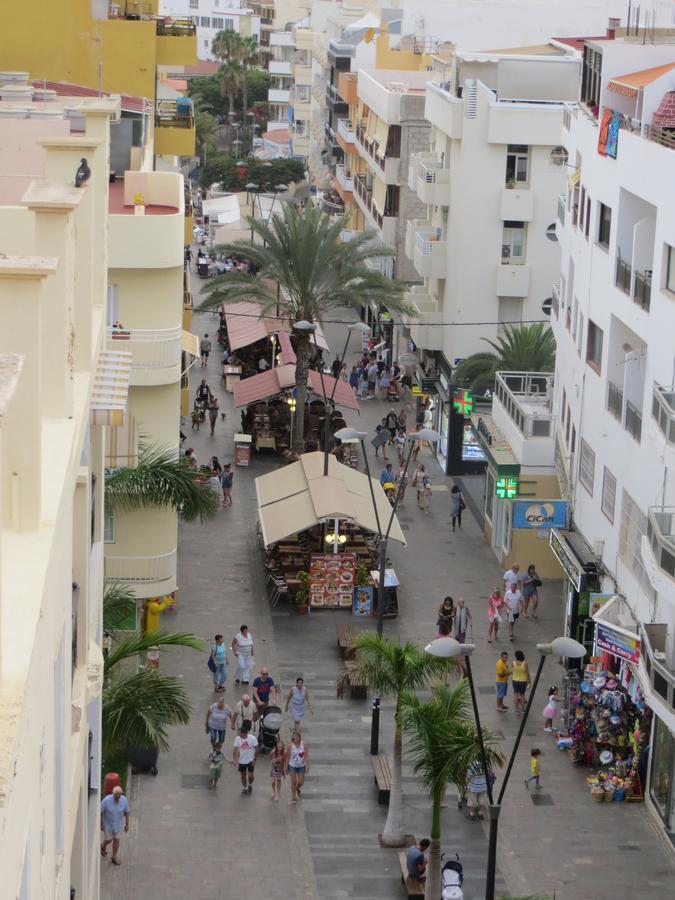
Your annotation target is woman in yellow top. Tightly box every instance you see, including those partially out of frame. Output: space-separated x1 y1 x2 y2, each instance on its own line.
511 649 531 714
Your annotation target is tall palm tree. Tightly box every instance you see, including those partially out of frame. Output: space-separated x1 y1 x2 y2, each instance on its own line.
239 35 259 114
401 682 504 899
105 443 218 522
218 59 243 115
195 109 218 162
103 581 136 633
452 322 555 392
338 634 458 847
199 205 411 451
211 28 243 65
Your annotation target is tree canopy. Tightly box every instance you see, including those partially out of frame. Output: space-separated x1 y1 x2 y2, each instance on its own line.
198 154 306 191
452 322 556 392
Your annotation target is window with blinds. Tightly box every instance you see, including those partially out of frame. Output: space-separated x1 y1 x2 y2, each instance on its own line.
579 439 595 495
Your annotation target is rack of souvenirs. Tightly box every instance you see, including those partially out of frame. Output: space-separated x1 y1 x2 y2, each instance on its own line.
555 660 647 803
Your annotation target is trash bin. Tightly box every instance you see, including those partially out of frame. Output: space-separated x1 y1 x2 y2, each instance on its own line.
234 433 252 466
103 771 121 796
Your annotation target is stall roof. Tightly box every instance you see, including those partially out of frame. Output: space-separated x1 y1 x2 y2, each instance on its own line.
224 302 330 353
233 364 360 411
255 452 405 546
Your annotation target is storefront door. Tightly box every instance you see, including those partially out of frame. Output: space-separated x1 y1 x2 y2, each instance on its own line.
650 716 675 838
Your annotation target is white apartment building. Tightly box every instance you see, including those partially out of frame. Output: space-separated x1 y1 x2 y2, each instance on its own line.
161 0 261 60
402 47 579 373
550 36 675 840
0 94 126 900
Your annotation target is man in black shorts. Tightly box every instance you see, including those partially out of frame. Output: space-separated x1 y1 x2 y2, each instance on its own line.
232 723 259 795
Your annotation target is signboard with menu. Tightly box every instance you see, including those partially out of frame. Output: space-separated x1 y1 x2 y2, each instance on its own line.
309 554 356 608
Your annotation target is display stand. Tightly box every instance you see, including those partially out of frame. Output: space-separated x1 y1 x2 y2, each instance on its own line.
369 567 399 619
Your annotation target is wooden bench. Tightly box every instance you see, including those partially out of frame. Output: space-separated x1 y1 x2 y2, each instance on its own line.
336 623 356 659
398 851 425 897
371 754 392 804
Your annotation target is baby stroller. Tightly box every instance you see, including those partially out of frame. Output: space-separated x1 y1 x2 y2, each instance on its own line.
191 400 206 430
441 853 464 900
258 704 283 754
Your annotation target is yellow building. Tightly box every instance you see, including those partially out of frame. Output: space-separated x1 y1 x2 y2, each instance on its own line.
0 94 128 900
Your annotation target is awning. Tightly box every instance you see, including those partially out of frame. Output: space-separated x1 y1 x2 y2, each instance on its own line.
365 110 377 142
372 177 387 214
224 301 330 353
343 11 380 31
277 330 297 365
105 413 139 469
233 363 360 411
568 167 581 188
181 330 200 357
90 349 132 426
374 118 389 150
607 62 675 98
255 451 405 546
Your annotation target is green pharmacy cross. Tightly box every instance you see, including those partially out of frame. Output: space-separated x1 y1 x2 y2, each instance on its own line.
453 388 473 416
496 476 519 499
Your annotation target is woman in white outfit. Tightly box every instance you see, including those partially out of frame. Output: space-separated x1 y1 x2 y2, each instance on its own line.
285 677 313 731
284 731 309 803
231 624 254 684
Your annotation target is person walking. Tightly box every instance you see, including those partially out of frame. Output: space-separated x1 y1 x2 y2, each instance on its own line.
385 408 398 441
220 463 233 508
200 333 211 367
524 748 542 790
503 562 523 594
412 463 427 509
208 396 219 435
454 597 472 644
379 462 394 486
437 596 455 633
252 668 277 716
366 360 378 399
233 694 259 731
487 587 506 643
349 365 359 392
232 724 259 795
511 649 531 714
522 564 542 619
195 378 212 406
495 651 511 712
208 742 225 790
231 624 254 684
465 759 488 821
285 731 309 803
285 677 313 731
269 738 285 801
210 456 222 477
450 484 465 531
205 697 233 749
504 581 523 641
100 786 130 866
209 633 228 692
331 354 342 378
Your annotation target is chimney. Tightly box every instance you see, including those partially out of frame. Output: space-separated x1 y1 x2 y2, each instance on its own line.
607 17 621 39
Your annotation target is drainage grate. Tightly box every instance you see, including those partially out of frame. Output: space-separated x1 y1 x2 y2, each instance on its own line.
530 792 554 805
180 774 210 789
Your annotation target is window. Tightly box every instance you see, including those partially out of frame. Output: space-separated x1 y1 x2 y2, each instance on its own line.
189 0 198 7
501 221 526 264
598 203 611 247
505 144 529 185
584 193 591 239
104 507 115 544
666 244 675 294
561 387 567 422
586 319 603 372
212 17 223 28
579 439 595 495
577 311 584 355
618 490 648 586
200 16 210 26
106 283 118 328
485 472 494 522
579 186 585 229
224 17 234 29
565 404 571 444
601 467 616 522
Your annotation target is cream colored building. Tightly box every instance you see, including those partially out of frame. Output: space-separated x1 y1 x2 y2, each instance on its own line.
0 95 128 900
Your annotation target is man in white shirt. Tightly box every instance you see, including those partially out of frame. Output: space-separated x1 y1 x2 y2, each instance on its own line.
503 563 522 594
232 725 259 795
504 583 523 641
258 356 270 371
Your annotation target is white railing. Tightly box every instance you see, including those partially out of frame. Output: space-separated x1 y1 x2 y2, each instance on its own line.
104 549 177 584
337 118 355 143
268 88 290 104
107 326 181 370
335 164 353 193
653 384 675 446
415 229 440 255
417 158 446 183
494 372 555 437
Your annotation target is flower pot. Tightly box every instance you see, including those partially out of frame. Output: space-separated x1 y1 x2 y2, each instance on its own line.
296 605 310 616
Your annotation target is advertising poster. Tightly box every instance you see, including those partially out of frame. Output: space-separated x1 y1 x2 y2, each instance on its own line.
309 554 356 608
353 586 373 617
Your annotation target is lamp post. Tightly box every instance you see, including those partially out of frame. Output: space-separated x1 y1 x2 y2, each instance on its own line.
337 426 441 754
425 634 586 899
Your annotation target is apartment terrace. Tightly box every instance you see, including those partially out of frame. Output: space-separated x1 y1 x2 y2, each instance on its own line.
492 371 555 467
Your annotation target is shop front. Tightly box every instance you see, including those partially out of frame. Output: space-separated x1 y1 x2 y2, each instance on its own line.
650 717 675 840
548 527 600 667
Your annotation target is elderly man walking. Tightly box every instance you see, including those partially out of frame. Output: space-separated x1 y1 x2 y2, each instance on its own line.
100 786 130 866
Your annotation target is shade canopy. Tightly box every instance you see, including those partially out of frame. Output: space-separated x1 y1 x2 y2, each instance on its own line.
233 364 360 411
255 451 405 546
224 301 330 353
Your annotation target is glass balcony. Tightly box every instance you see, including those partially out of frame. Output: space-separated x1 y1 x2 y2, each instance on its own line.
494 372 554 437
647 508 675 579
652 384 675 445
607 381 623 421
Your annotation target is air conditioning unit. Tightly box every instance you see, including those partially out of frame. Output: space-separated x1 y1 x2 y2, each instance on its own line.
549 146 568 166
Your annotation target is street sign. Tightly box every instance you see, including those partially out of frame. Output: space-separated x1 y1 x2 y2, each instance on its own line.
495 476 519 499
453 388 473 416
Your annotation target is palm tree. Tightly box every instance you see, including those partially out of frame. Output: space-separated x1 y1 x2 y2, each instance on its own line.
104 443 218 522
218 59 243 115
401 682 504 898
338 634 458 847
452 322 555 392
195 109 218 162
211 28 243 65
103 581 136 633
239 35 259 114
103 628 204 754
199 205 411 451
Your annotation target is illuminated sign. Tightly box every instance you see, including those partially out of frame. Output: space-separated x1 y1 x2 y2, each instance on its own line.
453 389 473 416
495 476 519 499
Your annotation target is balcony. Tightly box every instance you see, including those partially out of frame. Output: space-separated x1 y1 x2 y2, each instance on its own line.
338 71 357 105
633 269 651 312
408 153 450 206
337 117 356 145
270 32 295 48
646 508 675 580
108 173 184 269
155 19 197 65
615 256 631 294
625 399 642 442
497 264 530 298
492 371 555 467
551 283 560 318
269 60 292 76
501 187 533 222
154 98 195 156
413 228 447 279
104 549 177 597
268 88 291 104
325 82 348 113
607 381 623 421
334 164 353 195
401 287 443 352
352 175 397 244
108 326 181 386
652 384 675 446
355 124 399 183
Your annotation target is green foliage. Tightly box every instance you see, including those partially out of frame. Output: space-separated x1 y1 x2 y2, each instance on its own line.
188 75 225 116
103 582 136 633
355 562 370 587
295 570 310 606
104 630 204 677
195 110 218 159
198 154 305 191
452 322 556 393
242 68 271 107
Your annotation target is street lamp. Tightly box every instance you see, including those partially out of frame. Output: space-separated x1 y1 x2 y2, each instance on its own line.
337 426 440 754
425 634 586 900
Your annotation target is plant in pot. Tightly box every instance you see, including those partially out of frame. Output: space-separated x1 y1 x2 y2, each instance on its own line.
294 570 310 615
355 562 370 587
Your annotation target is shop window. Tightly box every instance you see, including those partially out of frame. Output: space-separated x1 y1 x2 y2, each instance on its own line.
601 467 616 523
485 472 494 523
505 144 529 185
618 489 648 586
598 203 611 248
665 245 675 295
501 221 526 265
579 439 595 495
586 319 603 373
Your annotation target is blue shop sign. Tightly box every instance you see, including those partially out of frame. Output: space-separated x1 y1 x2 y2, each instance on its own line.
513 500 568 530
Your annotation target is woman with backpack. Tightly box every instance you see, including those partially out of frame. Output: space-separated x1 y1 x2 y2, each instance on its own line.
450 484 466 531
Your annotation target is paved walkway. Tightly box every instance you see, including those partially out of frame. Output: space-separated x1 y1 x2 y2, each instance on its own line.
103 301 675 900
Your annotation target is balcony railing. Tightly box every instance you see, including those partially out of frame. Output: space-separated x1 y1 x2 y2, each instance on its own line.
633 269 652 312
494 372 555 437
335 164 353 193
324 122 337 146
415 230 440 256
652 384 675 445
625 399 642 442
352 174 394 229
607 381 623 421
647 508 675 579
183 289 193 311
355 124 390 173
108 326 181 370
557 194 565 225
615 256 631 294
337 118 355 144
325 82 347 110
155 98 194 128
108 2 153 19
156 18 196 36
104 550 177 585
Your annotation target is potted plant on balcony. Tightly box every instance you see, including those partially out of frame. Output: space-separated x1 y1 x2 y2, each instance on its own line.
294 570 310 616
133 191 146 216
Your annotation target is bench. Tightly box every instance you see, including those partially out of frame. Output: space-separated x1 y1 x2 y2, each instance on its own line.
336 623 356 659
398 851 425 898
371 754 392 804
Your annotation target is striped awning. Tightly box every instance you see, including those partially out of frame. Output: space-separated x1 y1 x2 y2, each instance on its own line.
181 330 200 357
607 80 638 98
90 349 132 426
607 62 675 99
105 413 139 469
568 167 581 187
